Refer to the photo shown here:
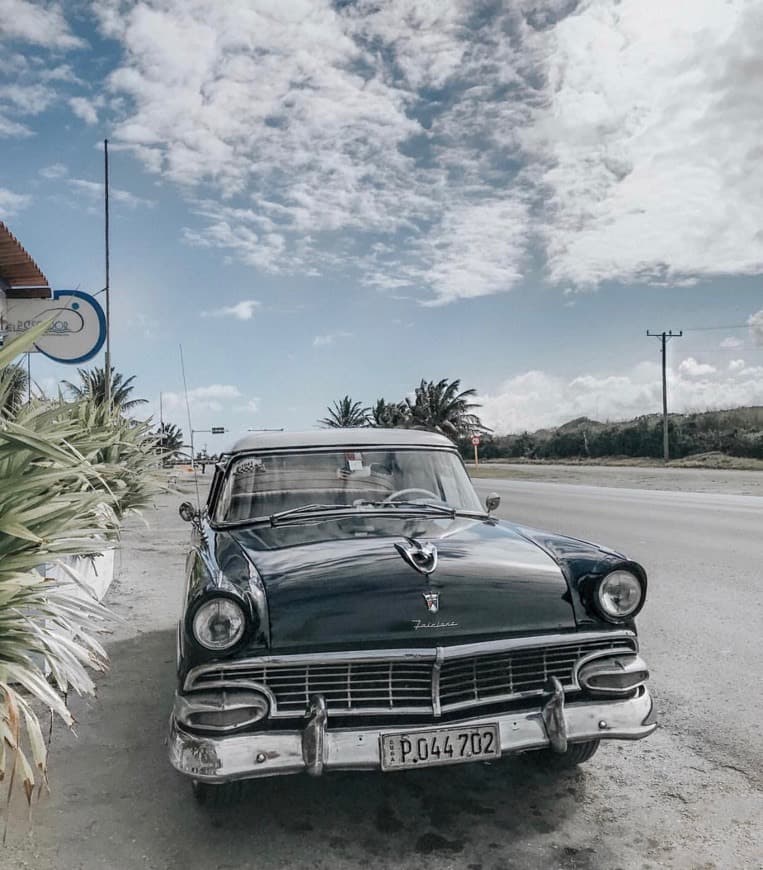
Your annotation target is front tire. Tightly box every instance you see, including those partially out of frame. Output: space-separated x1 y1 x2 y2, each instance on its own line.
192 779 244 807
532 739 600 769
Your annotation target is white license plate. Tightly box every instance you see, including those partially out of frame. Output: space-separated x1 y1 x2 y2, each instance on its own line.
380 724 500 771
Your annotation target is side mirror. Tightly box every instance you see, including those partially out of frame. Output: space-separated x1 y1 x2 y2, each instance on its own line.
179 501 197 523
485 493 501 514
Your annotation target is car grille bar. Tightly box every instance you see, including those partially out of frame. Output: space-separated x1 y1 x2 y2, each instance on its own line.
185 630 638 719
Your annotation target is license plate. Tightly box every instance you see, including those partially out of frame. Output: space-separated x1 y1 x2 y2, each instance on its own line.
380 724 500 771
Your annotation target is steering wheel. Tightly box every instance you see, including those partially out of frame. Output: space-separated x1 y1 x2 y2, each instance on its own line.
382 488 441 504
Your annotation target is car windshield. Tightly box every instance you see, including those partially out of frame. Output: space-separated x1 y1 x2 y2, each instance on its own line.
214 448 482 524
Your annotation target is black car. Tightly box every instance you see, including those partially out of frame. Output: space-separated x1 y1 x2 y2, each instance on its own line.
170 429 655 804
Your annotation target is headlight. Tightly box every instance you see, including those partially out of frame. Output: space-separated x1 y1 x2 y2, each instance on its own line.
595 570 644 620
192 597 246 650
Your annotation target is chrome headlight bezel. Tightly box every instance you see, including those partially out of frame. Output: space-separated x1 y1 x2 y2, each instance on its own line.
190 595 248 651
593 569 645 622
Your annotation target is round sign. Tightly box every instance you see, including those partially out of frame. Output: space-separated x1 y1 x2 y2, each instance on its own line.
471 435 480 446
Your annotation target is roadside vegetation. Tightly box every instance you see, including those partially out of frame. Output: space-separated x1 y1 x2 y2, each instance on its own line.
463 409 763 464
319 383 763 468
0 327 160 824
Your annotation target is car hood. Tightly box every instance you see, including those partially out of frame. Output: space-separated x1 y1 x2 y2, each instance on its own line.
229 517 575 650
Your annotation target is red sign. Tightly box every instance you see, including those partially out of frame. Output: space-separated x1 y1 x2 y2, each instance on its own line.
471 435 480 446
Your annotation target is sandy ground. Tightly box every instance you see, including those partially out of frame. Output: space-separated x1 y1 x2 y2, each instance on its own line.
6 470 762 869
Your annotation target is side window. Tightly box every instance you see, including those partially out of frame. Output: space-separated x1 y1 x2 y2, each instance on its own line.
206 467 220 515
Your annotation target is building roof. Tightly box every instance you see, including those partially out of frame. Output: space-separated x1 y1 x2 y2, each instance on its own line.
0 221 51 298
230 428 456 453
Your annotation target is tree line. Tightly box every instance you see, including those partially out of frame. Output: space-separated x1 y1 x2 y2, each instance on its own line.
463 409 763 462
318 378 489 438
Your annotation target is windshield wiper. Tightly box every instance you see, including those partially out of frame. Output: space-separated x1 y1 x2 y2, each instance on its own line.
268 503 349 525
264 500 487 528
359 500 456 517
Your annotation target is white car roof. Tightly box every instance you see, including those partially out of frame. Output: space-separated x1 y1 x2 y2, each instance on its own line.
229 428 455 453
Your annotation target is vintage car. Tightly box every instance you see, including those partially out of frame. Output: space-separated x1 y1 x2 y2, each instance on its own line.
169 429 655 804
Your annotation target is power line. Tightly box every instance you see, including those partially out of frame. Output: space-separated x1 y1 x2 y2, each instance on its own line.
681 324 750 332
646 330 682 462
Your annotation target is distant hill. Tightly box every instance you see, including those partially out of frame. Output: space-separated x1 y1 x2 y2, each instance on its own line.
460 406 763 462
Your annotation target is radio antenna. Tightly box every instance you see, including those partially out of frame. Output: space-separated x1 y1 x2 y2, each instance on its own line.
179 343 201 511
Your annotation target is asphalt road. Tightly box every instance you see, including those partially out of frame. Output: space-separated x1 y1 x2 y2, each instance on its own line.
7 472 762 870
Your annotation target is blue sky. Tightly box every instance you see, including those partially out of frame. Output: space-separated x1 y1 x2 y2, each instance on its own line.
1 0 762 444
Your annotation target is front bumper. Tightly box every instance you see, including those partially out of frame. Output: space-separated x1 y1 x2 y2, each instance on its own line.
169 686 656 783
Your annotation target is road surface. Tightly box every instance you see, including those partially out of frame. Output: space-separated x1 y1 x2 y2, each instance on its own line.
7 471 762 870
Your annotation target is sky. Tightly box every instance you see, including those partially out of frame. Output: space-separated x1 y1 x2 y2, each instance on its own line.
1 0 762 447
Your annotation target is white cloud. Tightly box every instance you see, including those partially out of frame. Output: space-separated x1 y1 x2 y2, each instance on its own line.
0 0 84 49
161 384 242 414
0 187 31 218
313 331 352 348
39 162 68 179
678 357 717 378
366 199 531 305
526 0 763 287
720 336 743 349
0 82 58 114
0 113 33 137
201 300 259 321
235 397 261 413
69 96 98 125
749 309 763 346
728 359 746 372
69 0 763 301
481 358 763 434
67 177 155 209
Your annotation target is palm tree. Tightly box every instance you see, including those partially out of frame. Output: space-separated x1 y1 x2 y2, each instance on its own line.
0 362 28 417
370 398 410 428
405 378 489 438
318 395 369 428
0 323 160 811
156 422 184 457
62 365 148 413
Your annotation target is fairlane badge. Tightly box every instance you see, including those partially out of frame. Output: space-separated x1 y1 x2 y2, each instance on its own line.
412 619 459 631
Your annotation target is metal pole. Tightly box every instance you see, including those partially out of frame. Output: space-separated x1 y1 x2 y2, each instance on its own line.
647 330 682 463
474 441 479 466
660 334 668 462
104 139 111 409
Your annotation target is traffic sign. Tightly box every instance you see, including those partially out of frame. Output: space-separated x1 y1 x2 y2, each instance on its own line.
471 435 480 446
211 427 225 434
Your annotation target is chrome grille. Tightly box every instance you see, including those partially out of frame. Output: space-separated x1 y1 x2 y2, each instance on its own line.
439 637 629 712
187 632 637 718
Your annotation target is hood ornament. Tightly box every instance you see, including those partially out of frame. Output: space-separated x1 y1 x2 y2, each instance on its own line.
395 538 438 576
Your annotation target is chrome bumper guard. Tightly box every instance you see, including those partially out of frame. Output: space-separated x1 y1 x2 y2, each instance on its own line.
169 685 656 783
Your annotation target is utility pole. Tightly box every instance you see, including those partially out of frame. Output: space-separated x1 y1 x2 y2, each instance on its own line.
103 138 111 410
646 329 682 462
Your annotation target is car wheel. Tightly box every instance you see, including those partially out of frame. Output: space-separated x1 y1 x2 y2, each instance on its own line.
192 779 244 807
532 739 600 768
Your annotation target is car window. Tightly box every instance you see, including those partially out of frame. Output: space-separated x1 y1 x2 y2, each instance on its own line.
215 448 482 523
